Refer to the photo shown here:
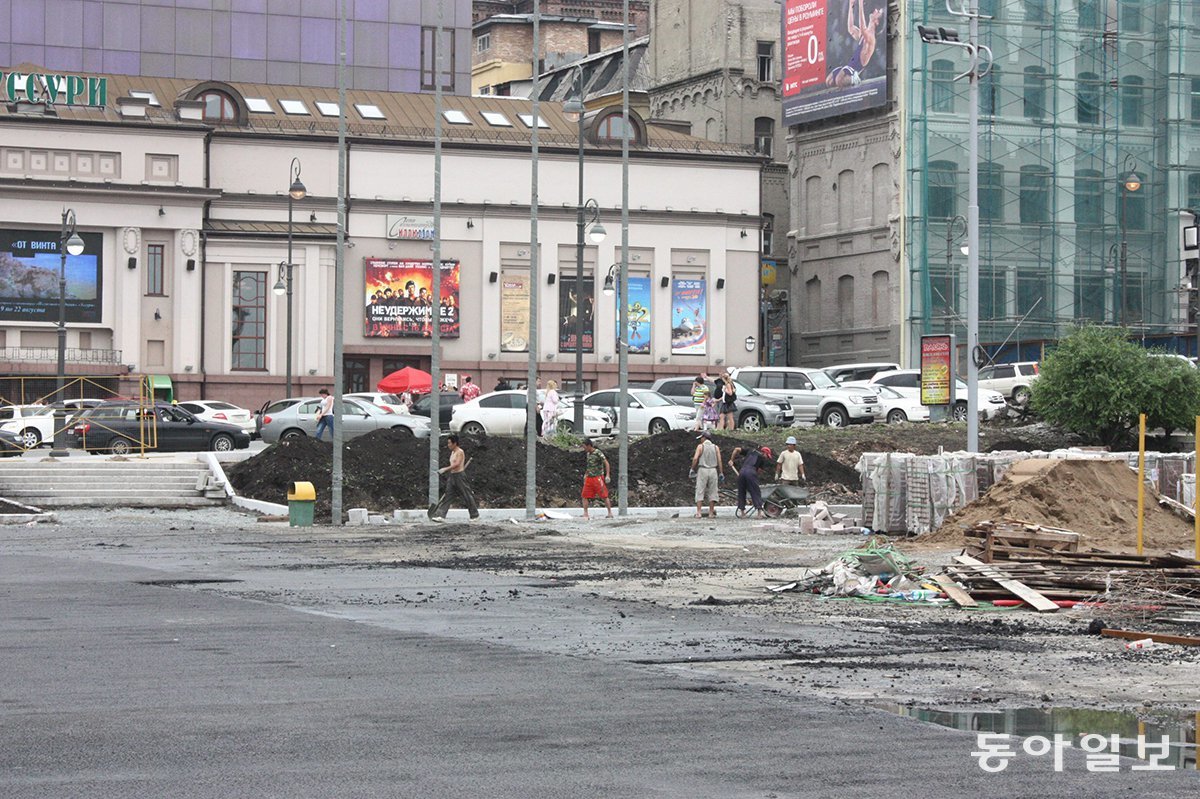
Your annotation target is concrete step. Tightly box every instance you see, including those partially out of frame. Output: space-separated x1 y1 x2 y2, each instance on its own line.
0 457 222 508
26 496 222 508
0 461 207 471
0 470 204 480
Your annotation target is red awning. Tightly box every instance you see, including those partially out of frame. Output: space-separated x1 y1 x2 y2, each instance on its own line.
377 366 432 394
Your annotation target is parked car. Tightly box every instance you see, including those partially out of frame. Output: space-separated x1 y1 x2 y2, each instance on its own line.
256 397 306 438
451 390 612 437
865 370 1007 420
822 362 901 386
0 404 57 449
66 401 251 453
561 389 694 436
259 396 430 443
411 392 463 429
729 367 880 427
176 400 257 436
650 377 794 431
346 391 409 414
0 428 25 456
977 362 1040 404
874 385 930 424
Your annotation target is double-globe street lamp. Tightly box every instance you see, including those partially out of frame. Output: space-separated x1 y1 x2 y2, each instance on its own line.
52 209 85 455
272 157 307 397
563 67 607 433
1117 154 1142 327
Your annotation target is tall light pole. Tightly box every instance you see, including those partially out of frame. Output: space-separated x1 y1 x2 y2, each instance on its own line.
52 209 84 456
563 70 607 431
919 4 992 453
943 213 968 318
1118 154 1141 327
279 157 306 397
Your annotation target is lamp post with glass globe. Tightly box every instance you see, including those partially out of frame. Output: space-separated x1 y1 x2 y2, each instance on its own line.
1118 155 1141 327
272 158 306 396
52 208 85 455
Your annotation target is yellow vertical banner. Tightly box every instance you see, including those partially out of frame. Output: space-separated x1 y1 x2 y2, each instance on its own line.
1137 413 1145 556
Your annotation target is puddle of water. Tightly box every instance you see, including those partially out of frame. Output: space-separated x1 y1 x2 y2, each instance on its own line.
879 704 1199 769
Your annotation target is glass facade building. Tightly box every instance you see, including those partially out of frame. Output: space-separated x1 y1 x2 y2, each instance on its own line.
906 0 1200 360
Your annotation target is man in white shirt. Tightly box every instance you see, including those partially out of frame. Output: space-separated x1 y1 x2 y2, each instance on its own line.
315 388 334 441
775 435 806 486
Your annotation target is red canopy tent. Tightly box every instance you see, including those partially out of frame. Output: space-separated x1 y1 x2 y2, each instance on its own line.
377 366 433 394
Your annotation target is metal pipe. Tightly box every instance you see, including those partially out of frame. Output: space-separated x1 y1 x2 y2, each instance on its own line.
332 0 347 525
574 64 586 433
618 0 630 514
526 7 541 518
429 1 445 507
52 207 76 455
965 0 980 453
286 173 294 397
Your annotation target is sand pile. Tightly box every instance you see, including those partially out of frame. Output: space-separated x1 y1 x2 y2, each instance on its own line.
923 459 1195 552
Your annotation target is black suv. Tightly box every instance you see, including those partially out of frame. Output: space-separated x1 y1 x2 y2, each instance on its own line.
67 402 251 454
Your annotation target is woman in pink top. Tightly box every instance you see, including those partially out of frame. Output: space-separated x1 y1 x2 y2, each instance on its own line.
541 380 560 437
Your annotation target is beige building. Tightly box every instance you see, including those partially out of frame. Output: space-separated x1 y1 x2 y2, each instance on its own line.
0 65 763 409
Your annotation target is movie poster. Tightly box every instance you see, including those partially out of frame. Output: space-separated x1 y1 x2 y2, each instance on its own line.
623 276 651 355
782 0 888 126
500 271 530 352
364 258 460 338
0 229 102 323
558 275 594 353
671 278 707 356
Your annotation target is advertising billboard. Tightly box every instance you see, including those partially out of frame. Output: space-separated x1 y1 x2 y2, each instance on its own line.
622 276 651 355
500 271 530 352
782 0 888 126
920 334 955 406
0 228 103 323
558 275 594 353
671 278 708 356
364 258 460 338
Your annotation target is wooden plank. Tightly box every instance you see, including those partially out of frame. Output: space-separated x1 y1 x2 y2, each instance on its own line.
932 574 978 608
1100 628 1200 648
953 555 1061 612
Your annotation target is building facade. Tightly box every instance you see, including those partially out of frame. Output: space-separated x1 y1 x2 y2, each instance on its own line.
472 13 629 96
2 0 473 93
473 1 650 35
0 66 762 409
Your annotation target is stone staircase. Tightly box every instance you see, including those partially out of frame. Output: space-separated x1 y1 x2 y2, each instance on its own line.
0 456 225 508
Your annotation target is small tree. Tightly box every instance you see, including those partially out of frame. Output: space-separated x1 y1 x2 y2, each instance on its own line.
1138 354 1200 437
1030 325 1147 446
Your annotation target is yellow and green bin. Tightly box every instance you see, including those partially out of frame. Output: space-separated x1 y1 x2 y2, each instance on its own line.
287 481 316 527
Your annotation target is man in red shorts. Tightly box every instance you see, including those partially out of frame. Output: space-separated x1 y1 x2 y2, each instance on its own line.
580 438 613 519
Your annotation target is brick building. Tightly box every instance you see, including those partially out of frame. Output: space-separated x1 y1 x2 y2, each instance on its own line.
473 1 649 35
472 14 629 96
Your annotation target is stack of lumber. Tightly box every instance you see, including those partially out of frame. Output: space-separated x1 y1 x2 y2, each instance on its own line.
964 519 1080 561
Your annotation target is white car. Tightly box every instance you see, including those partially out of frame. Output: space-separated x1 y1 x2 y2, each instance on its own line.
0 404 56 448
176 400 257 436
875 385 930 424
977 362 1040 404
451 390 612 437
346 392 409 415
563 389 695 436
865 370 1007 420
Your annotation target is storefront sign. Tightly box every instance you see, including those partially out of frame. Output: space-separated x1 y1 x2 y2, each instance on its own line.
920 334 955 406
0 229 103 323
558 275 594 353
500 271 530 352
671 278 708 356
2 71 107 107
384 215 436 241
364 258 460 338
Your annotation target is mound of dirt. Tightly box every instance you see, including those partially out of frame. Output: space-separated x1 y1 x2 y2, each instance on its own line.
227 427 863 521
923 459 1195 552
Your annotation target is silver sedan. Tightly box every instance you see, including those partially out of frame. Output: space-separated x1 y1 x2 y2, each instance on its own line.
259 396 431 442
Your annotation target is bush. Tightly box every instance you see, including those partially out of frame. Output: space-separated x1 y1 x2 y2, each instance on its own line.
1031 325 1200 446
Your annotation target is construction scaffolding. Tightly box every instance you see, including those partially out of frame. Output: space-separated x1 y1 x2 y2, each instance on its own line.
906 0 1200 362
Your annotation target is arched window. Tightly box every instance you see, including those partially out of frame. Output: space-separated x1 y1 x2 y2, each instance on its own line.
806 275 822 329
1074 168 1104 226
1121 76 1145 127
837 169 856 227
837 275 855 329
928 160 959 219
1078 0 1099 29
805 175 823 232
931 59 955 113
594 112 644 144
872 270 890 326
198 90 237 122
1077 72 1101 123
1019 165 1052 223
871 163 891 226
754 117 774 157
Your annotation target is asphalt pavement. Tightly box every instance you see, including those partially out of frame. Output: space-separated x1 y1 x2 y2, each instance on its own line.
2 537 1197 797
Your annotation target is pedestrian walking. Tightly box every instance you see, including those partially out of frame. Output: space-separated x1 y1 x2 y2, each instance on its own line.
459 375 481 402
728 444 773 518
700 393 719 431
541 379 560 437
580 438 613 519
314 388 334 441
717 372 738 430
775 436 807 486
689 430 725 518
690 374 711 431
428 435 480 521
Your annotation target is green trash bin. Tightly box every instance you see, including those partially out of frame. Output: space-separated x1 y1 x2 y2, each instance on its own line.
288 481 316 527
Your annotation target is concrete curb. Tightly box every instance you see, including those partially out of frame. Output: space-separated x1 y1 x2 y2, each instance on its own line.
199 452 288 516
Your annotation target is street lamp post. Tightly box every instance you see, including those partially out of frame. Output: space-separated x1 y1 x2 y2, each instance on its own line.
563 70 607 432
1118 155 1141 328
943 214 968 318
52 209 85 456
280 158 306 397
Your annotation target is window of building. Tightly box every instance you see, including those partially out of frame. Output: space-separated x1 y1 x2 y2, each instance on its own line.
980 162 1004 222
928 160 959 219
355 103 385 120
1188 173 1200 212
1121 75 1144 126
588 29 602 54
806 275 822 327
981 270 1006 320
931 59 955 113
978 0 999 17
1191 78 1200 120
519 112 549 129
980 65 1000 116
1074 273 1107 321
231 271 266 371
443 109 472 125
475 33 490 54
1124 182 1147 230
199 90 237 122
316 101 340 116
343 358 369 393
595 113 641 143
1121 0 1143 33
762 214 774 256
837 275 855 329
279 99 309 115
1074 169 1104 226
481 110 511 126
1019 165 1052 223
1078 0 1099 29
872 270 890 326
244 97 272 113
1077 71 1101 123
929 265 959 321
146 243 165 296
757 41 774 82
1122 274 1144 322
1017 270 1050 319
421 26 456 92
1024 0 1046 22
1023 67 1047 119
754 117 773 158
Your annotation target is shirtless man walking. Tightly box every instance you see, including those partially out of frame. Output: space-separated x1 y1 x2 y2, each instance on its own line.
826 0 884 88
428 435 480 521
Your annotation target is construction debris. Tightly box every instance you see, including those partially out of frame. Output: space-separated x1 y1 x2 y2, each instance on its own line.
772 539 947 602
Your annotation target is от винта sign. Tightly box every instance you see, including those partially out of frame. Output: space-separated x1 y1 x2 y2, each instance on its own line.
1 71 108 108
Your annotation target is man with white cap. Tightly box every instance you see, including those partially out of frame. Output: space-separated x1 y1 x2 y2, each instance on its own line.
689 430 725 518
775 436 806 486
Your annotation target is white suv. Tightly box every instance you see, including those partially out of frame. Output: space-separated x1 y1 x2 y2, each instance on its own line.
977 362 1039 404
730 367 880 427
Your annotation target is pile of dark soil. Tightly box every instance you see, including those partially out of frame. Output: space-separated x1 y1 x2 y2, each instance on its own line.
227 427 863 520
